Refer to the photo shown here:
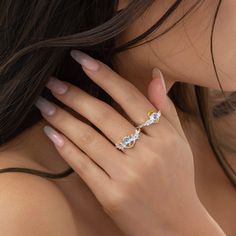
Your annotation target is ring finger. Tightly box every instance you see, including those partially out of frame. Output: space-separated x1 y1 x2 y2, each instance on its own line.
46 77 148 154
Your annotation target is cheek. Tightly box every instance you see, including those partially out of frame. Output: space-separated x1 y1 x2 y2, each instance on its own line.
211 0 236 90
115 0 236 92
148 0 236 91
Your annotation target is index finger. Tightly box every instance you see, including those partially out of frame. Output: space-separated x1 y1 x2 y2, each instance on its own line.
70 50 170 136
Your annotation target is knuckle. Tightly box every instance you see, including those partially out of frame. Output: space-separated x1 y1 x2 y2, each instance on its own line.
125 79 140 93
95 102 113 123
104 190 126 214
123 85 142 104
97 63 113 80
122 79 134 90
78 126 95 145
59 141 90 174
126 169 140 182
77 158 91 174
67 87 81 107
144 154 161 169
59 140 72 155
120 166 140 184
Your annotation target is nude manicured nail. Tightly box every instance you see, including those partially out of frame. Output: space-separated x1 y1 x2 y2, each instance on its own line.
70 50 100 71
43 126 64 147
35 96 56 116
46 77 68 95
152 68 167 94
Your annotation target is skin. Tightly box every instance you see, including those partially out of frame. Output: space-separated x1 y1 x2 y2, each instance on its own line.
0 0 235 235
115 0 236 93
32 52 227 236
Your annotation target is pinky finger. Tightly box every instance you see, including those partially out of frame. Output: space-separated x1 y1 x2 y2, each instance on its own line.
43 125 111 204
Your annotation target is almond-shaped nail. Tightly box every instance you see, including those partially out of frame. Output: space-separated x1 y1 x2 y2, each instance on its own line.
46 77 68 95
70 50 99 71
35 96 56 116
43 126 64 147
152 68 167 94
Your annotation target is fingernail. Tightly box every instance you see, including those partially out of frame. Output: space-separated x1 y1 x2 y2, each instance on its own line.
35 96 56 116
43 125 64 147
70 50 99 71
152 68 167 94
46 77 68 95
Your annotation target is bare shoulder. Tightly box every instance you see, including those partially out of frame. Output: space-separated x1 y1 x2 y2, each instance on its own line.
0 172 78 236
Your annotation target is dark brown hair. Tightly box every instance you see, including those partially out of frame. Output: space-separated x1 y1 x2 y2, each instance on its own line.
0 0 235 186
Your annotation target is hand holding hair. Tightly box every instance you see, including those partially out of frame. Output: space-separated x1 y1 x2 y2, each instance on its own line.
35 50 226 236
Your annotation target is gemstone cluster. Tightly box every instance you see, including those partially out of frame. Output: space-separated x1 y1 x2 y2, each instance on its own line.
115 110 161 151
137 110 161 129
115 128 141 151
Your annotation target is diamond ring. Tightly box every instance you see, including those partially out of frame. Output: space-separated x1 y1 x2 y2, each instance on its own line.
115 128 141 151
136 110 161 129
115 110 161 151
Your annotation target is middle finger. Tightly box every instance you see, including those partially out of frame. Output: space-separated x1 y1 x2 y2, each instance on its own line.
46 77 146 153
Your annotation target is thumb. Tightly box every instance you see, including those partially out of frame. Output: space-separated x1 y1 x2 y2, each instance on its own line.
147 68 186 139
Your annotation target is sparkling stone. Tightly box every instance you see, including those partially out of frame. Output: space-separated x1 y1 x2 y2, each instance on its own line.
116 129 141 150
149 111 161 123
123 136 131 145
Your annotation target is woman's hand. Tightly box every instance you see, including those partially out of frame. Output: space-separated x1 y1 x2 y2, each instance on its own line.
35 50 225 236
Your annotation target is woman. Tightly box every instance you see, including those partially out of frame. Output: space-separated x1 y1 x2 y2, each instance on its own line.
0 0 235 235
